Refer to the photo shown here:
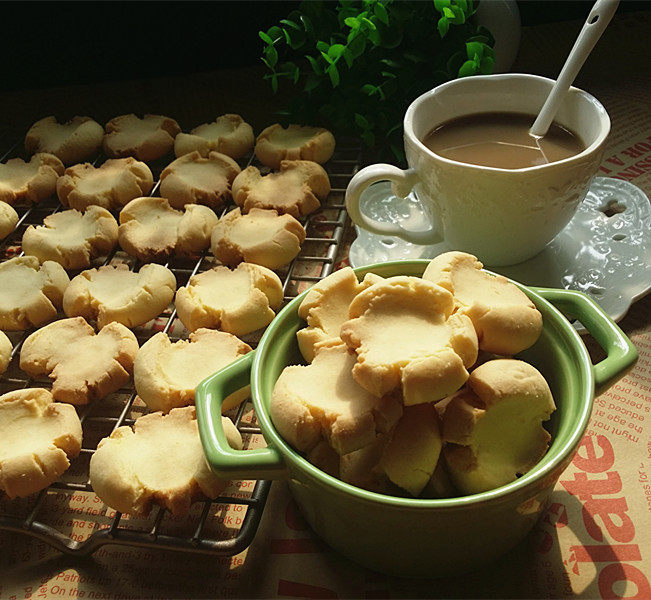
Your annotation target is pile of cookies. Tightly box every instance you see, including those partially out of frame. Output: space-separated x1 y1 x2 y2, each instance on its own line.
271 252 557 498
0 113 336 517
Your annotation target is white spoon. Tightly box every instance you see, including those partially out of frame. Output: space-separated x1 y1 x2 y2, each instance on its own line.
530 0 619 138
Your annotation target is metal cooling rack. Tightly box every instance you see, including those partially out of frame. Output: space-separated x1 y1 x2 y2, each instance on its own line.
0 129 361 556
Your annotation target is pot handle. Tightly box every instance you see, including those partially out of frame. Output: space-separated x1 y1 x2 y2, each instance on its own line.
196 352 287 480
532 287 638 393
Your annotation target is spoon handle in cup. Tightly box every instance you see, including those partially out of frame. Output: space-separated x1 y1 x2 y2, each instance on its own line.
530 0 619 138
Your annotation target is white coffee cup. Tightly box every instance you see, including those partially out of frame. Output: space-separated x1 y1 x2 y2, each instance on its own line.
345 74 610 266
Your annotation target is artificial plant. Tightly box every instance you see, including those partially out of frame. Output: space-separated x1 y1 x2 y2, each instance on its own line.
260 0 495 159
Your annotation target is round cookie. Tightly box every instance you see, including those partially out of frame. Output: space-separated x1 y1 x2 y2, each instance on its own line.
270 342 402 456
0 202 18 239
20 317 138 405
339 276 478 405
211 208 305 270
0 256 70 331
63 263 176 329
0 330 12 376
174 114 254 159
423 252 543 356
25 116 104 165
175 263 283 336
57 158 154 211
232 159 330 218
296 268 384 363
118 197 218 262
442 359 556 495
254 124 335 169
160 151 241 209
0 388 82 499
0 153 65 205
134 329 252 413
89 406 241 516
103 114 181 162
22 206 118 270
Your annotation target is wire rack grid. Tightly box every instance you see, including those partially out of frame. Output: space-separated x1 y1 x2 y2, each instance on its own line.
0 129 361 556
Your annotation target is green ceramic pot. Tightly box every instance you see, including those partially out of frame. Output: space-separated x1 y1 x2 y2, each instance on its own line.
195 261 637 578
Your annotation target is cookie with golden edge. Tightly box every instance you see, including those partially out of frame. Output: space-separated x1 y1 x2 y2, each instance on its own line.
174 114 254 159
423 252 543 356
0 256 69 331
160 151 241 210
232 159 330 218
296 267 384 363
335 404 443 497
57 158 154 211
20 317 138 405
22 207 118 270
63 263 176 329
134 329 252 413
175 262 283 336
25 116 104 165
103 114 181 162
0 153 64 205
0 331 12 376
211 208 305 270
271 342 402 456
0 202 18 239
254 124 335 169
0 388 82 499
118 197 218 262
442 359 556 495
340 276 478 406
90 406 241 516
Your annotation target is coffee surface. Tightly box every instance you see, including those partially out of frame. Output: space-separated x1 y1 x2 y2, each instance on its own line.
423 112 585 169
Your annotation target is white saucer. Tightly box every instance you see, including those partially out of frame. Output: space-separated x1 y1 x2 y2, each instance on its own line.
349 177 651 323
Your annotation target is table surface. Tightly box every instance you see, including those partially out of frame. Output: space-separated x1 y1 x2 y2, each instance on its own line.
1 9 650 600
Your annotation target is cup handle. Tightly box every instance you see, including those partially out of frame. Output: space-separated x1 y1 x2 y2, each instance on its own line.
196 352 288 480
345 163 443 245
531 287 638 393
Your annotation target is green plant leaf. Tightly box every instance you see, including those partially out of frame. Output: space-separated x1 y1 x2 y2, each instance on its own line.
348 34 367 57
438 16 449 38
259 31 273 45
342 47 354 68
320 51 334 64
327 63 340 87
374 2 389 25
299 14 315 37
381 70 397 78
266 45 278 68
344 16 360 28
280 19 301 31
306 55 323 75
458 59 477 77
269 26 284 42
361 83 377 95
466 41 484 59
442 7 455 19
328 43 346 59
355 112 371 129
271 74 279 93
479 56 494 74
380 58 402 68
361 17 377 30
449 4 465 24
316 40 330 53
434 0 451 11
